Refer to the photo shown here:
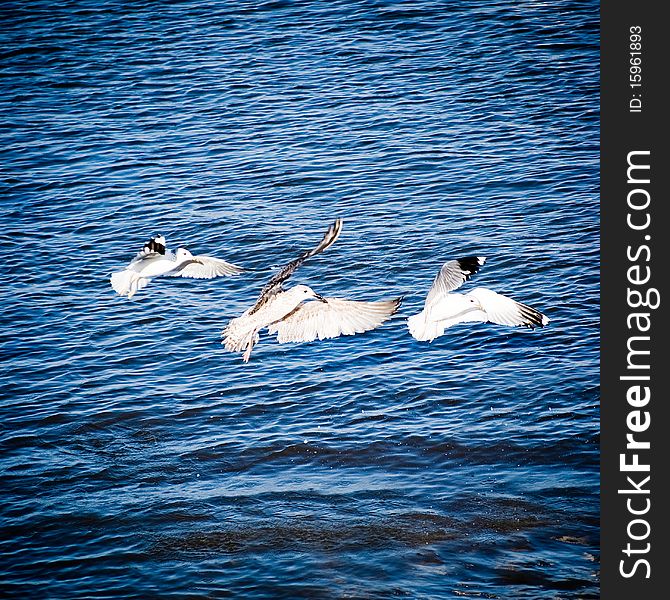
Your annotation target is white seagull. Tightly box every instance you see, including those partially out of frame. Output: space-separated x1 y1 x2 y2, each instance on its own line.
407 256 549 342
222 219 401 362
111 235 244 299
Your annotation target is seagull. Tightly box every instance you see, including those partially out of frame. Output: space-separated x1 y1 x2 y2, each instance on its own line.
110 234 244 299
407 256 549 342
222 219 401 362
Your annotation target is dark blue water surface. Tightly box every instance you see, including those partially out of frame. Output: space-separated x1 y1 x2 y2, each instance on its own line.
1 1 599 598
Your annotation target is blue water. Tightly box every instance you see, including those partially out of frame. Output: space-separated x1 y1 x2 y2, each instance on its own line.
1 1 599 598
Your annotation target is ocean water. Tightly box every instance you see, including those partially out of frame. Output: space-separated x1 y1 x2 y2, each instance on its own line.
0 1 599 598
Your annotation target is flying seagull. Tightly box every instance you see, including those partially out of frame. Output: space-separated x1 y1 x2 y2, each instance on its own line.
111 235 244 299
407 256 549 342
222 219 401 362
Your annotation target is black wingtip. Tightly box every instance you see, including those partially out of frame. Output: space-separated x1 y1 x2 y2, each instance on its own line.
328 218 344 243
518 303 548 329
457 256 486 279
308 218 344 257
143 235 167 255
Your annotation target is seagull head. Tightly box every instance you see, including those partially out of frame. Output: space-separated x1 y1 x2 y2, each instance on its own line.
292 284 328 304
175 248 194 261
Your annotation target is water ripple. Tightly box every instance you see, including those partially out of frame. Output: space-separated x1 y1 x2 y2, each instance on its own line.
1 0 598 597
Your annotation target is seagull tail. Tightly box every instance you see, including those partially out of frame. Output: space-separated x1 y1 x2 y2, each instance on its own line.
222 319 260 354
407 311 442 342
111 269 147 299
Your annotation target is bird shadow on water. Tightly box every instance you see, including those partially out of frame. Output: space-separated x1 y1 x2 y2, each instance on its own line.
145 494 599 598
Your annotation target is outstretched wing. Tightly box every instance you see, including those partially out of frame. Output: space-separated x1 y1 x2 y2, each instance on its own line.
268 296 402 343
128 235 168 267
424 256 486 308
248 218 343 315
136 235 167 257
467 287 549 329
168 255 244 279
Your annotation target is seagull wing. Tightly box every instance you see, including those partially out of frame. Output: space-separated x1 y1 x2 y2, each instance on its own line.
467 287 549 328
168 255 244 279
248 218 343 315
424 256 486 308
268 296 402 343
128 235 168 267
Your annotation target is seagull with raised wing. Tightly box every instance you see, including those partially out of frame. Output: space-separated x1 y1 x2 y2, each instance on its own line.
222 219 401 362
407 256 549 342
111 235 244 299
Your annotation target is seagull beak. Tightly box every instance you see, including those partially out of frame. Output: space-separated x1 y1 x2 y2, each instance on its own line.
314 293 328 303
